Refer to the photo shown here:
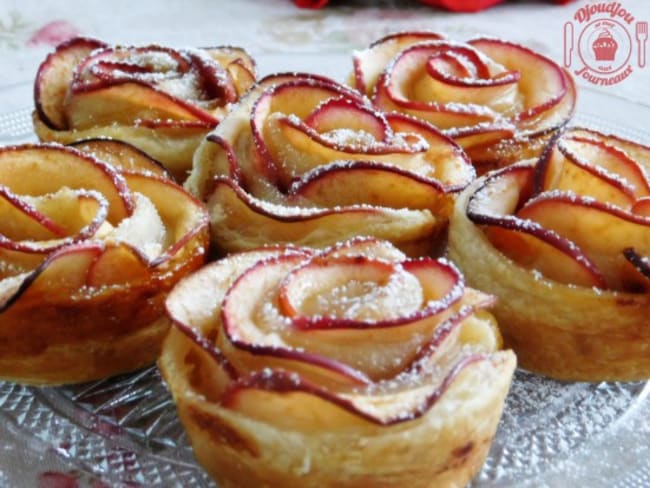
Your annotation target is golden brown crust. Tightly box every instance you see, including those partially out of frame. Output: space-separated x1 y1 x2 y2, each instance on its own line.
0 314 169 386
33 38 256 181
162 330 514 488
186 73 475 255
351 32 576 171
160 238 515 487
0 142 209 384
449 169 650 381
34 114 207 181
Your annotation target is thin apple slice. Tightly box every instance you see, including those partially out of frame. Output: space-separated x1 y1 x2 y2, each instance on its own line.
0 186 66 241
24 188 108 237
449 123 522 172
70 139 170 178
207 177 437 254
0 243 103 311
122 172 208 264
66 80 218 129
34 37 107 129
633 197 650 216
253 80 357 125
219 252 469 386
165 246 313 389
467 163 535 216
250 79 366 186
0 188 108 259
569 128 650 172
467 164 605 288
204 46 257 76
219 254 371 388
373 43 500 130
621 247 650 292
185 50 237 105
519 70 576 135
417 50 520 108
86 243 150 287
384 113 475 188
288 161 448 212
72 45 236 112
448 123 516 154
202 46 257 96
517 193 650 288
562 135 650 199
305 98 391 142
623 247 650 287
278 256 421 323
0 248 47 282
352 31 446 96
534 140 635 208
280 257 463 329
226 59 256 95
0 144 132 223
469 38 573 133
187 73 370 199
75 45 190 84
483 225 605 288
260 255 464 381
263 113 429 187
219 349 493 428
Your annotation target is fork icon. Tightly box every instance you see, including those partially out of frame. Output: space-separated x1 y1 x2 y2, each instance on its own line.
637 21 648 68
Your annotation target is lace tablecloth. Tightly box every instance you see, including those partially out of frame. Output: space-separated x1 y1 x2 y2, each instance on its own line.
0 1 649 487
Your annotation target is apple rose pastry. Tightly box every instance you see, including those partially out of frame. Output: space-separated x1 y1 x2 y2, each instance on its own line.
160 237 516 488
352 32 576 173
0 142 209 385
449 128 650 381
33 37 256 181
186 73 475 256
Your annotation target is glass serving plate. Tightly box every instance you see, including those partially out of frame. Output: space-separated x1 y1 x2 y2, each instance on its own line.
0 86 649 488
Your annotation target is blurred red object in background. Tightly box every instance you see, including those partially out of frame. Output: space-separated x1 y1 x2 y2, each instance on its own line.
419 0 505 11
292 0 575 12
293 0 330 7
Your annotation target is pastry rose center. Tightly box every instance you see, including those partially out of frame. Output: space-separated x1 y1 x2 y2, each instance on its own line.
320 128 378 149
284 261 423 321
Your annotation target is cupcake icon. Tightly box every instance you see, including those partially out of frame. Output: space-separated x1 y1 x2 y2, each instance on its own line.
592 29 618 61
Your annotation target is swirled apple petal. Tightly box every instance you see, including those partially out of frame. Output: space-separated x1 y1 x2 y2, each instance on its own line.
34 37 108 129
517 192 650 289
467 163 605 288
287 161 449 212
0 242 103 311
70 139 171 178
67 80 219 129
352 31 447 96
0 144 133 223
469 37 576 134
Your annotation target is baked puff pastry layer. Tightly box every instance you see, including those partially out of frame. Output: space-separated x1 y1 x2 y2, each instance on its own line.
0 141 209 384
449 128 650 381
186 73 476 256
160 237 515 488
352 32 576 173
33 37 256 181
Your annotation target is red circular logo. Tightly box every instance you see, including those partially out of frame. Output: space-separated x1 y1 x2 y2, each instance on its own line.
578 19 632 74
564 1 646 86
